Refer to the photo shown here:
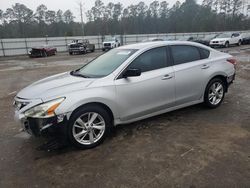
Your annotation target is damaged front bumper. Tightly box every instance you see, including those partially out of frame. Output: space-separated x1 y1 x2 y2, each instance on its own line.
14 110 68 137
13 96 69 136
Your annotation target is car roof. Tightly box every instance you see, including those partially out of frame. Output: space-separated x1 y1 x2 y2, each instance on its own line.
118 41 211 50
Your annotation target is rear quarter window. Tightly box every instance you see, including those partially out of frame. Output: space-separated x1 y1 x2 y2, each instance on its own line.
199 48 210 59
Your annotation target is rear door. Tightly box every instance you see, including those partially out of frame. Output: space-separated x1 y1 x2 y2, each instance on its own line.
170 45 211 106
115 46 175 122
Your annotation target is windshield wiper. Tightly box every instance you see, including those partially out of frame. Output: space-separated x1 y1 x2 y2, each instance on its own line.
70 70 90 78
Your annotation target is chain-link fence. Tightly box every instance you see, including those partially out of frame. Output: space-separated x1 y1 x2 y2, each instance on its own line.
0 31 249 57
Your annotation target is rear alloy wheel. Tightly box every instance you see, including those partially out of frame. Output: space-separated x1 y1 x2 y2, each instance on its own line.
204 78 225 108
67 105 112 149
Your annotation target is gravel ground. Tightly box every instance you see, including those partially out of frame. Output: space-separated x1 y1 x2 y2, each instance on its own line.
0 46 250 188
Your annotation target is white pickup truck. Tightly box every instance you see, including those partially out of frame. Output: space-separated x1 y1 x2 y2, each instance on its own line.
210 32 242 48
102 37 120 51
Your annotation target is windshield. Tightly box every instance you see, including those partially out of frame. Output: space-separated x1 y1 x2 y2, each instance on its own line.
72 49 137 78
216 33 231 38
104 37 115 42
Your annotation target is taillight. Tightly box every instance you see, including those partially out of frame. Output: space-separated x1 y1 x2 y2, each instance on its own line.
227 58 237 67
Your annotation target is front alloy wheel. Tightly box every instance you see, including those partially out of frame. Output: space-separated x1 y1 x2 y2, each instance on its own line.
204 78 225 108
67 105 112 149
72 112 105 146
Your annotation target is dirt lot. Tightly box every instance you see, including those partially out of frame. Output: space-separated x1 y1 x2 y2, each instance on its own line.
0 46 250 188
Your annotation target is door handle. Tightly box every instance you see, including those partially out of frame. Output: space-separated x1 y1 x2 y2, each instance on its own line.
162 74 173 80
201 64 210 69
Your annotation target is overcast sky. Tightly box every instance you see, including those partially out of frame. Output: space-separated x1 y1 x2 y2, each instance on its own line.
0 0 191 21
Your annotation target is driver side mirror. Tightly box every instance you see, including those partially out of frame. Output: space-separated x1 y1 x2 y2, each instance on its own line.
123 68 141 78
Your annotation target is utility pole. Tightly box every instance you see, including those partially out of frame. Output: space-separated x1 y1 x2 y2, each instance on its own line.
79 2 85 38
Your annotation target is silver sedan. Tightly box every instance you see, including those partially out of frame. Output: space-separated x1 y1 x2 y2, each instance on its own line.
14 41 236 149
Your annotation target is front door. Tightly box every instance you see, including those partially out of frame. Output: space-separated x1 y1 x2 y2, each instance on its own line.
115 46 175 122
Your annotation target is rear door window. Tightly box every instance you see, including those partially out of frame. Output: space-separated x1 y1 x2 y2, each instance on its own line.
171 45 201 65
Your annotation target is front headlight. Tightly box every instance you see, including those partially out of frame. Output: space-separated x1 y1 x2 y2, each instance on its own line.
24 98 65 118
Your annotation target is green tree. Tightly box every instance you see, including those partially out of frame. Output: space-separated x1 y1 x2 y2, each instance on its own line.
0 0 249 38
63 10 74 23
231 0 242 16
2 3 33 37
202 0 214 8
149 1 160 18
45 10 56 24
113 3 123 20
0 9 3 21
35 4 47 23
5 3 33 23
104 2 114 19
159 1 169 18
92 0 105 20
56 10 63 22
137 2 148 18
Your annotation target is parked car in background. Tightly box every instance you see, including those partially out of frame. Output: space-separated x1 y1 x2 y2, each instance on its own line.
141 38 163 42
194 34 219 46
102 37 120 51
241 33 250 45
177 36 197 41
68 39 95 55
14 41 236 149
29 45 57 58
210 33 242 48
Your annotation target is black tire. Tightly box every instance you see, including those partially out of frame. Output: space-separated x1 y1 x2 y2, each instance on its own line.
102 48 105 52
67 104 112 149
43 50 48 57
204 78 226 109
83 48 87 54
237 40 241 46
69 52 73 55
225 41 229 48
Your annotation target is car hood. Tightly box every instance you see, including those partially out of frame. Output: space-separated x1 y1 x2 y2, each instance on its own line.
211 38 229 41
17 72 95 100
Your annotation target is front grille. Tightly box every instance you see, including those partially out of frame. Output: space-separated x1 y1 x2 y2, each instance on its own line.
213 41 219 44
70 44 80 48
104 43 111 47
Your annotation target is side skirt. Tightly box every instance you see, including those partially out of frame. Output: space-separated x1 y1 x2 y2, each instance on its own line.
114 99 203 126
